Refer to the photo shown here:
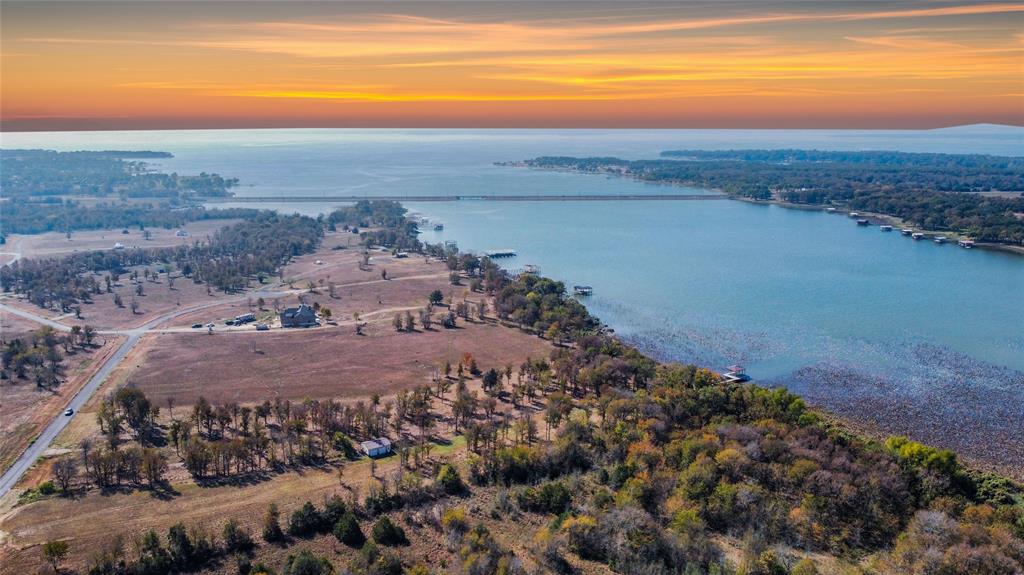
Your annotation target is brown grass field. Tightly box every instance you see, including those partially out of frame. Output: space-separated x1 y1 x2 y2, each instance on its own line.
5 265 236 331
5 220 239 261
0 235 563 573
0 308 41 340
128 319 551 408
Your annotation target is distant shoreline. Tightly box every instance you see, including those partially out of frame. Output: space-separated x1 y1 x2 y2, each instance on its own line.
732 196 1024 257
521 163 1024 257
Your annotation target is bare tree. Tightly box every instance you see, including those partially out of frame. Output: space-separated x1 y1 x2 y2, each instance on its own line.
53 458 78 493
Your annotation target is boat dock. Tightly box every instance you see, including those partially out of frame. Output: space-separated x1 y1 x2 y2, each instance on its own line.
485 249 517 258
723 364 750 383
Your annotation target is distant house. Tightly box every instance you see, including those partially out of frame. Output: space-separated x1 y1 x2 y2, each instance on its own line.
280 304 317 328
360 437 392 458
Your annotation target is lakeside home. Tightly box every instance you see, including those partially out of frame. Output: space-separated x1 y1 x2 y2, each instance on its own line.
360 437 393 458
280 304 317 328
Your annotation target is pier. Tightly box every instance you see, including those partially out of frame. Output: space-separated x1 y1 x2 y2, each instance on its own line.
205 193 729 203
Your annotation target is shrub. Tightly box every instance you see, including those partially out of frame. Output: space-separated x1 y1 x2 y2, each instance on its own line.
322 495 347 526
436 464 464 494
250 561 277 575
223 519 255 553
441 507 468 535
333 511 365 547
262 504 285 543
537 482 571 514
38 480 57 496
353 541 403 575
282 549 333 575
560 515 602 560
428 290 444 305
517 481 571 514
288 501 324 537
371 516 408 546
331 433 357 458
791 558 818 575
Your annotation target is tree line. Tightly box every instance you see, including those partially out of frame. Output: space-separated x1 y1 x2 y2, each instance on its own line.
2 324 97 388
1 149 237 199
1 200 258 236
1 212 323 310
524 152 1024 245
326 200 423 252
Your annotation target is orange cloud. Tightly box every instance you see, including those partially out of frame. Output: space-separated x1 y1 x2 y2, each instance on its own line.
2 1 1022 130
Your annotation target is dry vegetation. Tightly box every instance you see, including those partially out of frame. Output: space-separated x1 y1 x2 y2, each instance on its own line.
0 308 125 475
6 221 239 261
1 204 1020 575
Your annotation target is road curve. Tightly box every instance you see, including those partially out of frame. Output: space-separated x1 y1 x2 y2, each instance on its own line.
0 259 439 497
0 333 140 497
0 295 261 498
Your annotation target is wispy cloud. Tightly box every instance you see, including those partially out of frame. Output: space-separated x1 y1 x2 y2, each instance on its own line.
4 2 1022 128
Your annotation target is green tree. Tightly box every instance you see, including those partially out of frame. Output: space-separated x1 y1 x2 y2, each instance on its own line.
289 501 324 537
436 464 464 494
333 511 365 547
371 516 408 546
283 549 334 575
429 289 444 305
263 503 285 543
42 540 69 573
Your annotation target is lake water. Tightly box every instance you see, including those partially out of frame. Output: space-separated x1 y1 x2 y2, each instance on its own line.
4 127 1023 467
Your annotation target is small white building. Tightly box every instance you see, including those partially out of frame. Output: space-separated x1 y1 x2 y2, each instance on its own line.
360 437 393 458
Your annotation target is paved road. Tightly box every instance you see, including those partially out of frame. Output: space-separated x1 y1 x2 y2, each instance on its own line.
0 332 140 497
0 259 441 498
0 295 262 498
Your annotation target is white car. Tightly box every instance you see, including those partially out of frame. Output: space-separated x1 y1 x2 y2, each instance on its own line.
64 408 74 416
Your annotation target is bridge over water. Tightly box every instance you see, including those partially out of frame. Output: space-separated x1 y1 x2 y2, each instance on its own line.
205 194 729 203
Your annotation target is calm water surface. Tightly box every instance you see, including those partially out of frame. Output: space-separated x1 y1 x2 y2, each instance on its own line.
4 128 1023 456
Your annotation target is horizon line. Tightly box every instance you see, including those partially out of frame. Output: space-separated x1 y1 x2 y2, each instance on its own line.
3 122 1023 134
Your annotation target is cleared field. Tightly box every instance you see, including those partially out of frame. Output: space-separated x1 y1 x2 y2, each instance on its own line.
130 318 550 407
0 234 560 574
5 219 239 261
280 232 439 287
164 241 454 329
0 308 41 339
5 266 233 331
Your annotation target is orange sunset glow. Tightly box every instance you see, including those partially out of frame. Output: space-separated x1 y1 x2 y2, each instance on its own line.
2 0 1023 130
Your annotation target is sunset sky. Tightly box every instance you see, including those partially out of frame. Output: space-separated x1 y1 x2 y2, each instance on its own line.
2 1 1023 131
